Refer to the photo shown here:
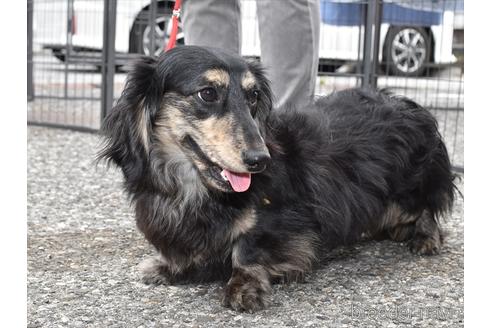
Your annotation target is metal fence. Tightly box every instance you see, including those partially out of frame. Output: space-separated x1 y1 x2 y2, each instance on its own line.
27 0 464 171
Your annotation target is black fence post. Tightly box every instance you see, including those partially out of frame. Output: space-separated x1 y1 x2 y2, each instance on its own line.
371 0 382 88
101 0 117 124
27 0 34 101
362 0 382 89
64 0 74 99
149 0 157 56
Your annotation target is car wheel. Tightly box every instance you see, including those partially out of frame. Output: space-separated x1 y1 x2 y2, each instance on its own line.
383 26 431 77
129 3 184 56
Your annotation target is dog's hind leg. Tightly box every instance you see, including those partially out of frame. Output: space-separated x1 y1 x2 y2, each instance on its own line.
406 210 444 255
381 205 443 255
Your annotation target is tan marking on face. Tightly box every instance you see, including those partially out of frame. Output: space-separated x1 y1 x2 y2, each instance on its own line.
154 93 193 148
154 111 185 151
204 68 230 87
154 92 249 174
241 71 256 90
196 114 248 171
154 124 183 159
231 208 256 240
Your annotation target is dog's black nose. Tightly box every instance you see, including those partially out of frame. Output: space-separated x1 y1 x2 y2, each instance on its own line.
242 150 271 172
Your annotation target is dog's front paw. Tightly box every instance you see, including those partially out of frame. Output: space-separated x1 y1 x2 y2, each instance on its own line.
222 268 271 313
138 256 170 285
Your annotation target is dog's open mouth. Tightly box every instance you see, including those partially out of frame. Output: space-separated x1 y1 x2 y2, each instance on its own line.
183 135 252 192
220 169 251 192
206 160 253 193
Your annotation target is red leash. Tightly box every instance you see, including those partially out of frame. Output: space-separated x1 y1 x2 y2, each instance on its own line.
165 0 182 52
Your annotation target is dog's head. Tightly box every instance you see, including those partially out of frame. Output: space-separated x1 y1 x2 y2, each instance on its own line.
99 46 273 194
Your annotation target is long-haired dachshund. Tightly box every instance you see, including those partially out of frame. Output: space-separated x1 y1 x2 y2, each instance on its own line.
99 45 456 312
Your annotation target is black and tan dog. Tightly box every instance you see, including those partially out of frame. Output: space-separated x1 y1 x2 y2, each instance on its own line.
99 46 456 312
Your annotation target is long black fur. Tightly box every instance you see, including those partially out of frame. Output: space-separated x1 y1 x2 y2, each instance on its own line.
99 46 456 312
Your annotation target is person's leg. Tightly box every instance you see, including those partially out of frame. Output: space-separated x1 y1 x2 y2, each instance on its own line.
256 0 320 109
181 0 242 54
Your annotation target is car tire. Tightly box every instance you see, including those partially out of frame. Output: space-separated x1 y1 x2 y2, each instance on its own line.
129 2 184 56
383 26 431 77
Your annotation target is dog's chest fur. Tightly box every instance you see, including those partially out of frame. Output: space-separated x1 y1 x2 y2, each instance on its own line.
133 161 257 274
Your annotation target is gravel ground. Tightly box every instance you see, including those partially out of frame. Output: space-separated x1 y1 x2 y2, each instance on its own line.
27 126 464 328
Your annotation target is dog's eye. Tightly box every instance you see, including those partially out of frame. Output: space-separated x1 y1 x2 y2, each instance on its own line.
248 90 259 106
198 88 218 103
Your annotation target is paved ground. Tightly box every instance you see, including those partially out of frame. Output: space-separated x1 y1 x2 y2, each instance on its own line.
27 126 464 328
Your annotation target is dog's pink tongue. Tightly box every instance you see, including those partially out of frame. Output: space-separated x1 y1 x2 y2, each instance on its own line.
222 169 251 192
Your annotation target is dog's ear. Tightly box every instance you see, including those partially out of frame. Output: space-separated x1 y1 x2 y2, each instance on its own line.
248 61 273 132
98 56 162 186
